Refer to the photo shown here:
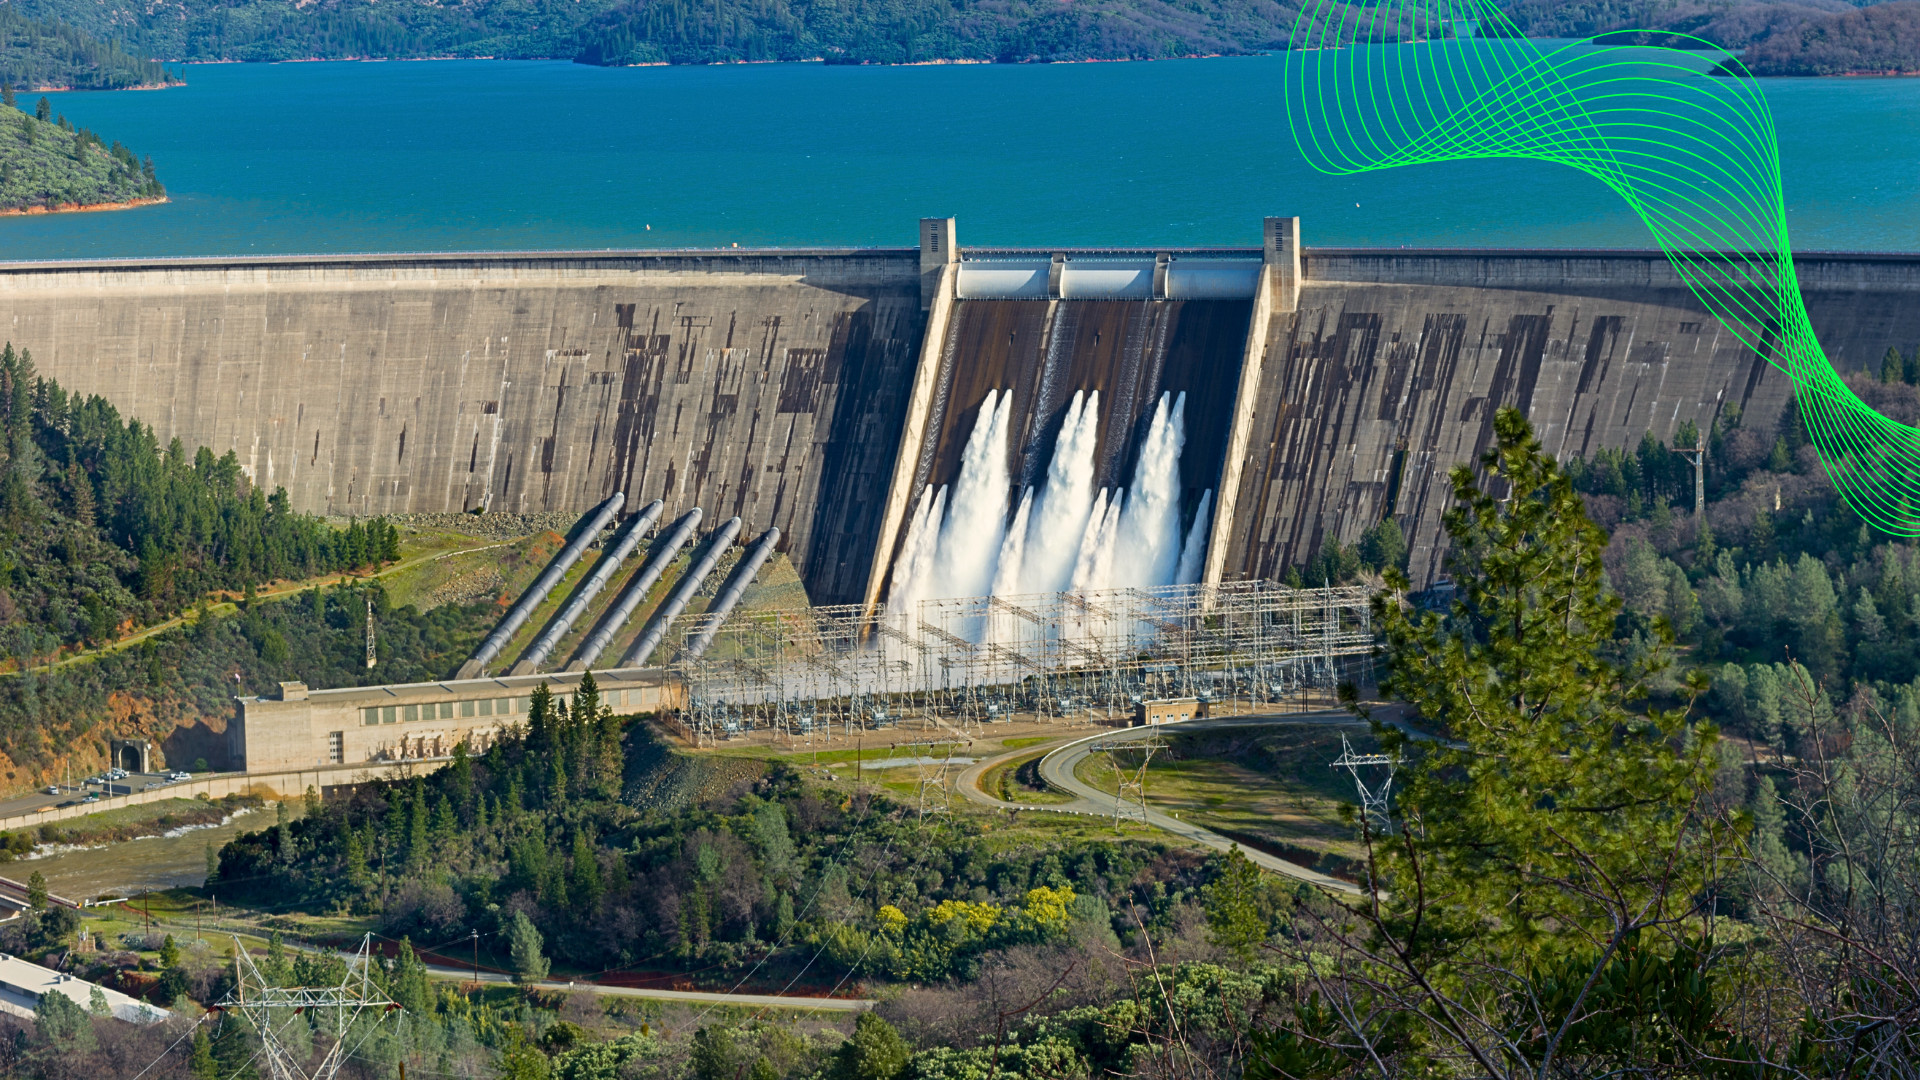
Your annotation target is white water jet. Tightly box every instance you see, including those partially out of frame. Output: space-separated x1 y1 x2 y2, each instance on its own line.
990 488 1034 598
885 485 945 621
935 389 1015 600
1176 489 1213 585
1014 390 1103 596
1070 489 1123 594
1111 392 1188 590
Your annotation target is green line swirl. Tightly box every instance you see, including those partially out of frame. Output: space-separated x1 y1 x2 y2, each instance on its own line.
1285 2 1920 534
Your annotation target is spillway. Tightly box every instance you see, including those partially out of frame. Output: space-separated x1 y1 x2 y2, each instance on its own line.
878 296 1251 611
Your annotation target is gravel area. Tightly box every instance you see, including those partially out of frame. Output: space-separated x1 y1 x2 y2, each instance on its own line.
337 512 616 544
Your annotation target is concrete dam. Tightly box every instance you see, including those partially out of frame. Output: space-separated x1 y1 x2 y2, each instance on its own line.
6 218 1919 616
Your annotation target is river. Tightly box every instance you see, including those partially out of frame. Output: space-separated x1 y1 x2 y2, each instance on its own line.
17 810 263 901
3 54 1919 258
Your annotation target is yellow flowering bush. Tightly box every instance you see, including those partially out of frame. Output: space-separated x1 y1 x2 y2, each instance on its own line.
1022 885 1077 934
926 899 1001 936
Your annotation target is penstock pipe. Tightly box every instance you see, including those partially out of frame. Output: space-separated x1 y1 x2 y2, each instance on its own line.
456 492 623 679
619 516 742 667
680 527 780 660
511 499 664 674
567 507 703 671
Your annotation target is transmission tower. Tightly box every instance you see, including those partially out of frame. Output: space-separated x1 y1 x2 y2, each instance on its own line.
217 933 395 1080
365 595 376 669
1330 733 1398 835
1089 737 1169 830
897 738 965 821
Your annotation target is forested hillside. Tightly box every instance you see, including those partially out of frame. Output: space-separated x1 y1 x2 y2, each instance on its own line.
1502 0 1920 75
5 0 1918 67
0 5 182 89
1735 0 1920 73
3 0 1400 65
0 342 497 782
0 93 164 210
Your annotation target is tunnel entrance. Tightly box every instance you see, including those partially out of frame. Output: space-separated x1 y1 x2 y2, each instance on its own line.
109 738 152 775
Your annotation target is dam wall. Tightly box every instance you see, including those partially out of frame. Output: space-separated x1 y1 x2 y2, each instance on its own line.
7 229 1920 610
1218 248 1920 587
0 250 927 606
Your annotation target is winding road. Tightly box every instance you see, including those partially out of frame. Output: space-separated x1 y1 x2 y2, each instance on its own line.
956 712 1376 896
415 961 873 1011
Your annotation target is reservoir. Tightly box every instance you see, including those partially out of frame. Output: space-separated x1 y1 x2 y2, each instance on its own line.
6 54 1920 258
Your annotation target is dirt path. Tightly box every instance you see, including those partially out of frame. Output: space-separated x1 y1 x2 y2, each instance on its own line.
34 534 517 674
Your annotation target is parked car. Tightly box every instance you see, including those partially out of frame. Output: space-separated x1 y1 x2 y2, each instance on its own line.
168 772 192 782
44 786 58 795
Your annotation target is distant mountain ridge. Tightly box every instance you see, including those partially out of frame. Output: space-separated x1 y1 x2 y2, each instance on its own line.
1502 0 1920 75
5 0 1918 70
0 5 182 89
0 0 1340 66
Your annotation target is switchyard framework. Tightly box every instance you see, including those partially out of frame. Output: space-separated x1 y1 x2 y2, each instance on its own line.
659 581 1377 744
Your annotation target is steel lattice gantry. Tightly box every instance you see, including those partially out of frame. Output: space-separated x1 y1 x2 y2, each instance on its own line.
659 581 1375 743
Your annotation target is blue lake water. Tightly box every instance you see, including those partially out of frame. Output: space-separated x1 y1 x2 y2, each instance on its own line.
4 55 1919 259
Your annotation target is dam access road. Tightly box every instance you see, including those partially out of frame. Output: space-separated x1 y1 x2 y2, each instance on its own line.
7 218 1909 604
957 713 1369 896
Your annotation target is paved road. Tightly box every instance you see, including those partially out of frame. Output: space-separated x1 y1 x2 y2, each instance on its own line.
0 771 228 819
417 961 873 1011
955 713 1378 895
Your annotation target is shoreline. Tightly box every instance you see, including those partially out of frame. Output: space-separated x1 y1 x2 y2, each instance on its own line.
0 196 169 217
23 81 182 91
165 51 1920 75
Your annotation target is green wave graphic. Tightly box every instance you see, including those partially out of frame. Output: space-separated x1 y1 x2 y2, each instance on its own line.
1284 2 1920 534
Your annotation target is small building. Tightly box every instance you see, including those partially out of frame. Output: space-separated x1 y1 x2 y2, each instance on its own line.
230 668 682 774
0 953 169 1024
1134 697 1208 726
107 739 152 774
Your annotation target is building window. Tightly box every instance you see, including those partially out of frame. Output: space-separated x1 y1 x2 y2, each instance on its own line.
382 706 397 724
403 705 419 722
327 732 344 764
461 700 475 718
439 702 455 719
363 708 380 726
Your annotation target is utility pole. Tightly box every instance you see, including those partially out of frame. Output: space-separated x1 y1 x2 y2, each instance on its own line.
365 595 377 669
1675 443 1706 518
471 929 480 985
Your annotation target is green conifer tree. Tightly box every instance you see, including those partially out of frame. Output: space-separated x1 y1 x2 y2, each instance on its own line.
507 911 549 983
1318 407 1740 1068
189 1027 218 1080
1202 846 1267 962
570 829 603 908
